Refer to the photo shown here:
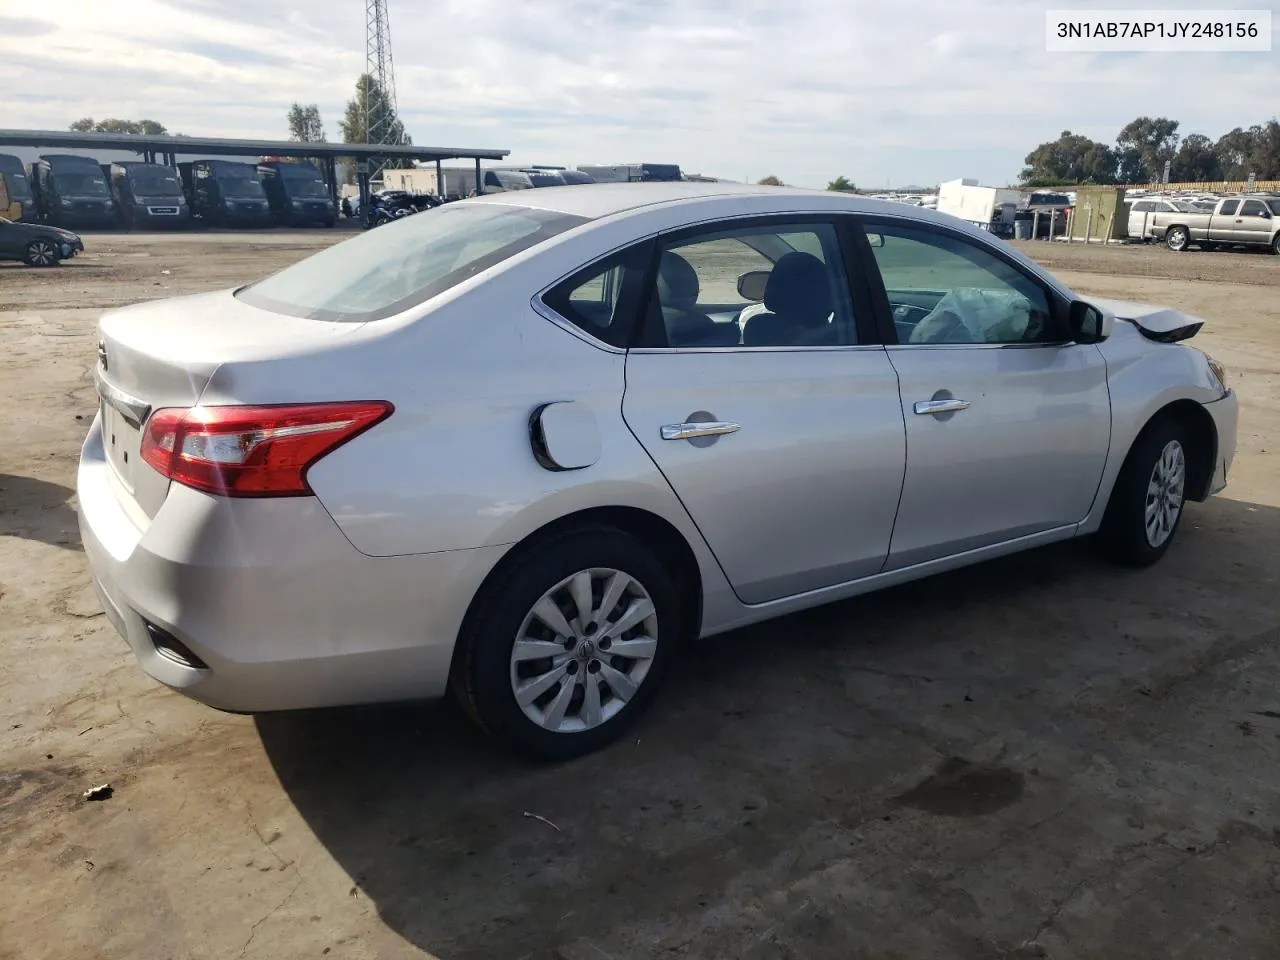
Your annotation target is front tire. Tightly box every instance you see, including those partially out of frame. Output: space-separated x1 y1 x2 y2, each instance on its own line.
1272 233 1280 256
1097 418 1189 567
453 526 680 760
1166 226 1190 252
24 239 59 267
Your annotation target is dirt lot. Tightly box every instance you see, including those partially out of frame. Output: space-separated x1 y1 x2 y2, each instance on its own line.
2 232 1278 960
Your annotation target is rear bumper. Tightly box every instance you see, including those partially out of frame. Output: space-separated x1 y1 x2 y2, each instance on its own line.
77 414 506 713
1203 389 1238 496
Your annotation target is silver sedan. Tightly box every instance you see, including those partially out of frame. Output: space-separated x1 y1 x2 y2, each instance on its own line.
78 183 1238 758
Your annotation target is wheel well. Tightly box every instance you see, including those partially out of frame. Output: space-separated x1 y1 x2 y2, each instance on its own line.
1144 400 1217 501
451 506 705 675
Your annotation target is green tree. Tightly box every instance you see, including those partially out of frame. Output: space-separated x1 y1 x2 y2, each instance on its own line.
1169 133 1222 182
69 118 169 135
340 74 412 175
1020 130 1116 185
287 103 326 143
1115 116 1180 182
757 174 783 186
826 175 856 193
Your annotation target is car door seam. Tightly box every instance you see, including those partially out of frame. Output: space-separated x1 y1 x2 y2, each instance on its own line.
618 349 746 604
879 347 911 575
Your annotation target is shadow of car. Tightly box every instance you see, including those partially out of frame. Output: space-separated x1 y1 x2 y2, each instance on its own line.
256 495 1280 959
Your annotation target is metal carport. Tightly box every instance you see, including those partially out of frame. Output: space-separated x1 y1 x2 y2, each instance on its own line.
0 129 510 210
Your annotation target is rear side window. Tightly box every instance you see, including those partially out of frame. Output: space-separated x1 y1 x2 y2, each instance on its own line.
540 242 653 348
1131 201 1153 212
236 203 587 322
1219 199 1240 216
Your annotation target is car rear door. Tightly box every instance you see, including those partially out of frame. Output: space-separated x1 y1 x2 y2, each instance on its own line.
619 216 907 605
854 216 1111 570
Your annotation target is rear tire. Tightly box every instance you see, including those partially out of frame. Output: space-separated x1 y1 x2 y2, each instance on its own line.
453 526 680 760
1166 226 1190 252
1096 418 1189 567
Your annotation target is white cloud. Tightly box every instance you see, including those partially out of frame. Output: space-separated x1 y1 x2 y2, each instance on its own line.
0 0 1276 186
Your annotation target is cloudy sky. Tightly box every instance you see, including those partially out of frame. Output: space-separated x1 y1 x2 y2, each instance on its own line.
1 0 1276 187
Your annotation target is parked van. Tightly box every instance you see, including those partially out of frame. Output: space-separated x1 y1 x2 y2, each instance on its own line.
178 160 273 227
257 161 335 226
0 153 37 221
106 162 191 230
30 154 117 228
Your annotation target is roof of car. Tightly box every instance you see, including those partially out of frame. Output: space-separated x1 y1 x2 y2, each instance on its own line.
466 181 882 220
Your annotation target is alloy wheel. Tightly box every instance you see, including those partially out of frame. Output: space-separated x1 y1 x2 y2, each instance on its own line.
509 568 659 733
1144 440 1185 548
27 241 56 266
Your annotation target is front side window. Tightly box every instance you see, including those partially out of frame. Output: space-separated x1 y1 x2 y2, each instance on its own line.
237 202 587 322
866 223 1056 345
641 222 856 348
1240 199 1270 218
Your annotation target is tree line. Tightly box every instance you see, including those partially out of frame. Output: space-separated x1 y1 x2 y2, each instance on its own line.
1021 116 1280 186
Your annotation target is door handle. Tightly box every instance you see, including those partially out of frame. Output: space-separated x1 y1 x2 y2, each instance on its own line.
913 398 970 416
661 421 741 441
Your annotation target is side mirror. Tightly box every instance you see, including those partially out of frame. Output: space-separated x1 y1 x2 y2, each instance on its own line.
865 232 885 248
1068 299 1112 343
736 269 770 302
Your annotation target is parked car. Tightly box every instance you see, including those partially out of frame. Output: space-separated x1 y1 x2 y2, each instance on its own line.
79 184 1238 759
1150 195 1280 253
0 215 83 266
1128 198 1207 242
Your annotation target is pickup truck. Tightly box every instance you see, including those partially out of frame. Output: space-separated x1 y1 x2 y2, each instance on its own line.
1152 195 1280 254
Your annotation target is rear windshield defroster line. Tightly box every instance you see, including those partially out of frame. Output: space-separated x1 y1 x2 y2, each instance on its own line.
235 204 588 323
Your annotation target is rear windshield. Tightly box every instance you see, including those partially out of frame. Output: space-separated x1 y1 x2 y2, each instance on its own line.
236 202 588 322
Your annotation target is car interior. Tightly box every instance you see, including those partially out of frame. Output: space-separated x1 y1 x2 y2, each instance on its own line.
655 228 856 348
649 228 1051 347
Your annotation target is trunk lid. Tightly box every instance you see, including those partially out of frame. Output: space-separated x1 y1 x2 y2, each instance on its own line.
95 289 363 519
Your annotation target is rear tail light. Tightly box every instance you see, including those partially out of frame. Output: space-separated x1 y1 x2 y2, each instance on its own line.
140 401 392 497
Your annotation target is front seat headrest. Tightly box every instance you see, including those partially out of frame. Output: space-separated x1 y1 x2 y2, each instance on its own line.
763 252 832 324
657 251 701 311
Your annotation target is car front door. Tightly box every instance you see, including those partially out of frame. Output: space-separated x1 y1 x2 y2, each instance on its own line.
1235 199 1273 245
618 217 907 604
856 217 1111 570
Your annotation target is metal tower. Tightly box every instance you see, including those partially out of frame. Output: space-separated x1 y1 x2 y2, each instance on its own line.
364 0 400 162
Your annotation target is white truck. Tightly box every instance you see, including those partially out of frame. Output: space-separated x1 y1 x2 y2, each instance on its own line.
936 178 1024 235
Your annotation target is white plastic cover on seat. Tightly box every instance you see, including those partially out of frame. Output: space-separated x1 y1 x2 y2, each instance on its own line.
908 287 1035 344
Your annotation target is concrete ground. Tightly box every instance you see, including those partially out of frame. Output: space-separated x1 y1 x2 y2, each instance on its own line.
1 232 1278 960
